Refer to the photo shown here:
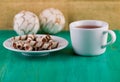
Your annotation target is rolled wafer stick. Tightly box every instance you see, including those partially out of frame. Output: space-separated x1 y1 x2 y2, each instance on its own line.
21 35 27 40
27 37 33 42
23 43 33 51
27 34 35 40
49 39 53 43
29 41 37 46
33 47 40 51
12 36 20 41
36 35 52 43
51 41 59 49
47 42 52 50
12 41 24 50
12 35 27 41
35 42 43 47
36 36 46 43
12 41 22 49
44 34 51 42
16 42 23 50
12 42 17 49
42 43 50 50
36 37 42 42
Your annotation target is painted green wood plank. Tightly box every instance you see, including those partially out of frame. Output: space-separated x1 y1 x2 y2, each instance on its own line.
0 30 120 82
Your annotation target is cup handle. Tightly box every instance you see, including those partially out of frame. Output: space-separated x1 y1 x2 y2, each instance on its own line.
101 30 116 48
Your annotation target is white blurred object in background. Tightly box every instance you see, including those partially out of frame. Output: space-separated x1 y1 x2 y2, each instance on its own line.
14 10 40 35
39 8 65 34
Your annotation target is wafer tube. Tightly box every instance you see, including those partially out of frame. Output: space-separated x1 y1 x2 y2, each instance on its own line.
16 42 23 50
21 35 27 40
29 41 37 46
44 34 51 42
12 42 17 49
47 42 52 50
33 47 39 51
35 42 43 47
42 43 50 50
36 37 42 42
27 37 33 42
12 36 20 41
23 43 33 51
51 41 59 49
12 35 27 41
12 41 23 49
27 34 35 40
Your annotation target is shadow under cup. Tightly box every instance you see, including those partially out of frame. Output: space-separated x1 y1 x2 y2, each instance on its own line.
69 20 116 56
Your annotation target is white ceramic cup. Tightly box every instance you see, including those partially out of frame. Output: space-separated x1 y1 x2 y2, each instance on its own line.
69 20 116 56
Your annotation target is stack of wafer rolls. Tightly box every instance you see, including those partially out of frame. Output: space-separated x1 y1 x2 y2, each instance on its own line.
12 34 59 51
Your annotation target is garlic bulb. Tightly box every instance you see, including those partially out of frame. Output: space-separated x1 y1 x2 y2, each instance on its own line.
39 8 65 34
14 10 40 35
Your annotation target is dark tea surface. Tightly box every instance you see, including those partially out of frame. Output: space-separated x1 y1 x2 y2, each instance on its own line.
76 25 101 29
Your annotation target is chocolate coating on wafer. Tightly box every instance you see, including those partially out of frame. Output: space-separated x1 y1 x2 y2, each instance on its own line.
12 34 59 51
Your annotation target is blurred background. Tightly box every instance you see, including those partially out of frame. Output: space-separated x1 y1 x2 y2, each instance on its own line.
0 0 120 30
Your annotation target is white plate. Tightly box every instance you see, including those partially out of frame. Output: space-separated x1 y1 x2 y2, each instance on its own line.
3 35 68 56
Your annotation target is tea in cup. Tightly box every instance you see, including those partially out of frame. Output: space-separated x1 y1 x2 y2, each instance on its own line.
69 20 116 56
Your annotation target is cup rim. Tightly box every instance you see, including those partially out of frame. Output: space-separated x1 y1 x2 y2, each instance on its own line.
69 20 109 30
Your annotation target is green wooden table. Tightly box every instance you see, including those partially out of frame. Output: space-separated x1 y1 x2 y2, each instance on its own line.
0 30 120 82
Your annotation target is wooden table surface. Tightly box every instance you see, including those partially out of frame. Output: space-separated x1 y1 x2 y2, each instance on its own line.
0 30 120 82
